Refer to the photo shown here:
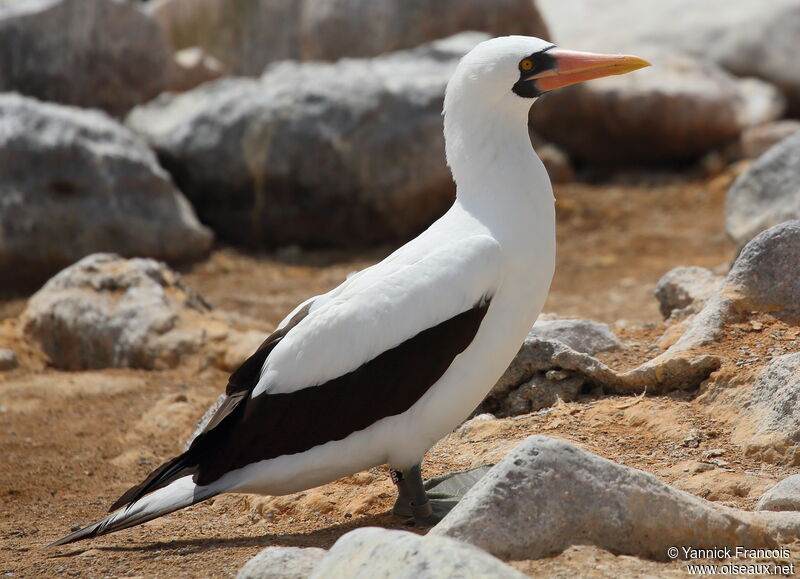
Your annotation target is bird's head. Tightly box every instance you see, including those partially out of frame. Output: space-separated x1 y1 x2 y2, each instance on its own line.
445 35 650 114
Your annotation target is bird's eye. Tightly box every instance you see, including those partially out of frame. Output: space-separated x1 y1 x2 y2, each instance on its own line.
520 59 534 72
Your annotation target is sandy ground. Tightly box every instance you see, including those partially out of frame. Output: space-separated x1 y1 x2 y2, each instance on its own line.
3 167 799 577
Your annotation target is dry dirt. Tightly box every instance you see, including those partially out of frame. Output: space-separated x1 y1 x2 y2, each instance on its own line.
3 166 800 578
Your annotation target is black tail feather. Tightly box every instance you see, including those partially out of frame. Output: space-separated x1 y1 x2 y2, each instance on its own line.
108 452 197 512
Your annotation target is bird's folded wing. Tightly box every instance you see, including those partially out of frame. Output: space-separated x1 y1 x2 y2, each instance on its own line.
109 235 503 507
254 234 503 396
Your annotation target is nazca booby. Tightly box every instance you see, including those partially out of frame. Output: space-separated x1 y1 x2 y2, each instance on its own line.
52 36 648 546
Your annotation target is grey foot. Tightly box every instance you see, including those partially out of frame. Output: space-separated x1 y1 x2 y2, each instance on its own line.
390 464 492 526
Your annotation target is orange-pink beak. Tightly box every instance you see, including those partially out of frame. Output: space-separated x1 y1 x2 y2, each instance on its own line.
533 49 650 91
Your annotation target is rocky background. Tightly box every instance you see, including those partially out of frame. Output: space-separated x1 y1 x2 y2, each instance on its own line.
2 0 800 577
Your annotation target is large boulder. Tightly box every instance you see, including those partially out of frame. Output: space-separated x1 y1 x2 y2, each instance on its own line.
726 133 800 250
149 0 548 75
21 254 228 370
297 0 549 61
431 436 783 561
738 354 800 464
532 56 783 163
126 33 487 248
538 0 800 115
0 94 212 288
0 0 172 115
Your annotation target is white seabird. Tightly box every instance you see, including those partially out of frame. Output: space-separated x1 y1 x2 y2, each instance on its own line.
52 36 648 546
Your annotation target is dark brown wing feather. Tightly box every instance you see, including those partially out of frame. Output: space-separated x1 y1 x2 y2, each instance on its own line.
108 304 312 511
110 300 489 509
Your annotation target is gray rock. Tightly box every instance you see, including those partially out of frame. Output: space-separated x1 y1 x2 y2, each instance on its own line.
757 475 800 512
309 527 526 579
431 436 778 561
150 0 548 76
481 319 717 416
538 0 800 115
497 372 584 416
651 221 800 361
654 266 724 319
533 55 783 163
724 220 800 319
727 120 800 162
0 0 172 115
0 94 213 288
21 253 217 370
749 353 800 441
0 349 17 371
127 33 487 248
238 546 327 579
726 134 800 250
530 318 622 355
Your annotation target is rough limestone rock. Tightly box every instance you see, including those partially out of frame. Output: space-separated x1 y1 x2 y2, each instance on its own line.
538 0 800 115
741 354 800 463
0 349 17 371
723 220 800 319
309 528 526 579
0 0 172 115
0 94 213 288
757 475 800 512
530 318 622 356
533 56 784 163
150 0 547 75
237 546 327 579
21 254 228 370
654 266 724 320
726 133 800 250
482 319 716 416
431 436 781 561
653 221 800 360
127 33 487 248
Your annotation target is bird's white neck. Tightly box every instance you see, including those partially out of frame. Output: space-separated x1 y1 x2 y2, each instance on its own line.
443 95 554 232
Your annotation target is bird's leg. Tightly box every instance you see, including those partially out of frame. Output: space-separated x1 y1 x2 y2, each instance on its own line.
390 463 493 526
390 464 433 523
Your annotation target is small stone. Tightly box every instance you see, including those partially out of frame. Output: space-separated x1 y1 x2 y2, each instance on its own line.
683 429 703 448
702 449 726 460
0 349 17 371
654 266 724 320
529 318 622 355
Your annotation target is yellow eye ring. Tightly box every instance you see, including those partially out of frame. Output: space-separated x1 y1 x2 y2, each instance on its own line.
520 59 534 72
